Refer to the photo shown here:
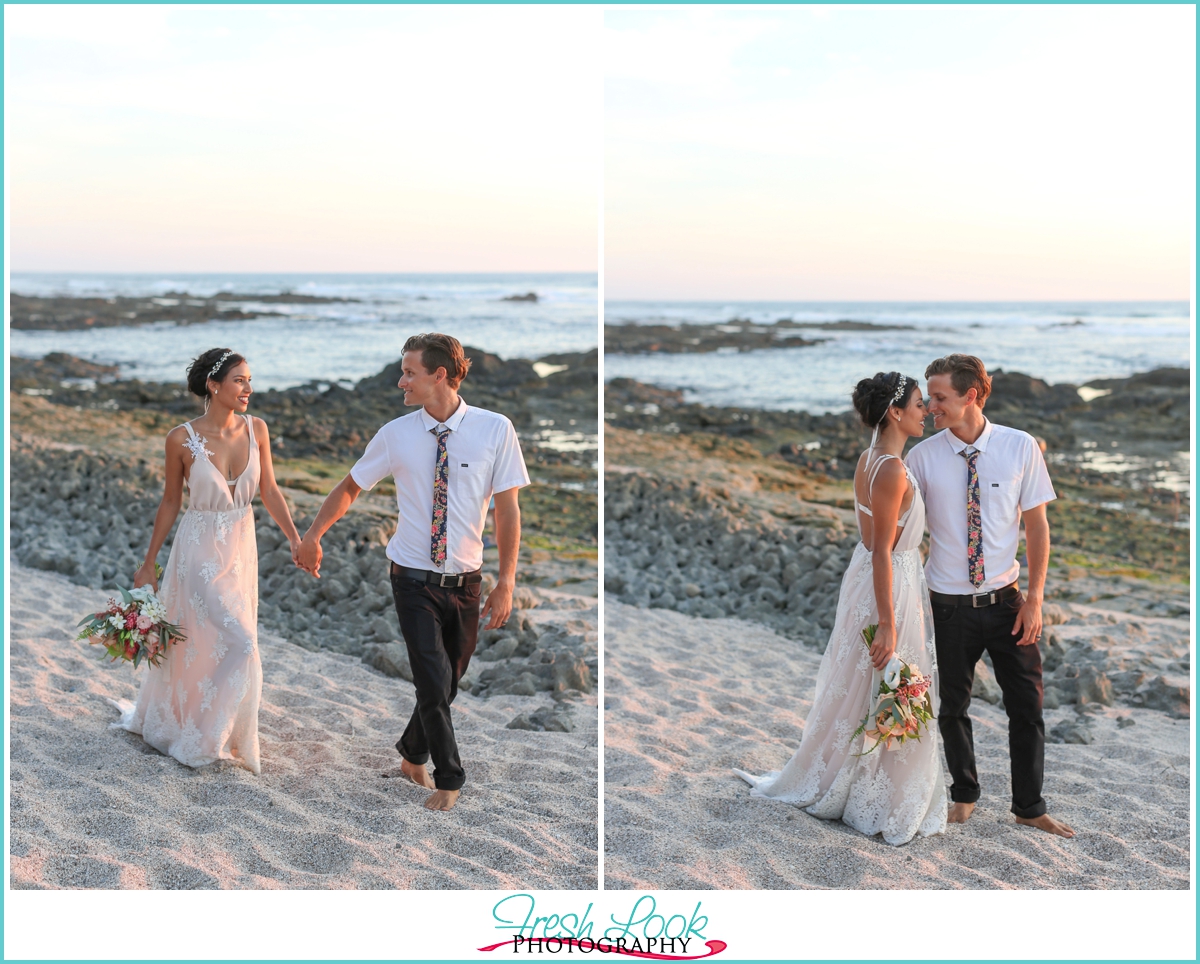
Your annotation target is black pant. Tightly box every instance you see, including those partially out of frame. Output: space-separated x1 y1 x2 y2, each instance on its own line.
390 572 481 791
932 592 1047 819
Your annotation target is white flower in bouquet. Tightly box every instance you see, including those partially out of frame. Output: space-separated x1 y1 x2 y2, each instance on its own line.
883 656 904 689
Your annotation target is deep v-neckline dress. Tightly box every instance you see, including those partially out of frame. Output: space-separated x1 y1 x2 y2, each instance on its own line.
735 454 947 845
111 415 263 774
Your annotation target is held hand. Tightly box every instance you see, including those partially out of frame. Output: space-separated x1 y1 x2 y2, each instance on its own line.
133 562 159 594
295 535 323 578
480 579 514 631
870 623 897 671
1012 593 1042 646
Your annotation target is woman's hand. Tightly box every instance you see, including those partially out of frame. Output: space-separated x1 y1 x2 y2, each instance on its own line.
870 623 896 671
289 537 310 573
133 561 159 593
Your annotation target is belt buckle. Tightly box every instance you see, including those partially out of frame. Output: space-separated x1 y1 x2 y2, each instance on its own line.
971 591 995 608
438 572 463 588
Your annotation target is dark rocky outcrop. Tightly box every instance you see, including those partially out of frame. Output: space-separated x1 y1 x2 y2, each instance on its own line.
9 292 359 331
12 346 599 469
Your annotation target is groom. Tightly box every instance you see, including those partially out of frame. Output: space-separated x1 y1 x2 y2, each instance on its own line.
296 333 530 811
907 354 1075 838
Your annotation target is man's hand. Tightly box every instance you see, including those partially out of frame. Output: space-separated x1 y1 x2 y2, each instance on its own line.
1012 593 1043 646
480 579 514 630
296 534 323 578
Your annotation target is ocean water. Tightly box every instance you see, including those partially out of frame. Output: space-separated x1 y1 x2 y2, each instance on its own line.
9 273 597 390
604 300 1192 414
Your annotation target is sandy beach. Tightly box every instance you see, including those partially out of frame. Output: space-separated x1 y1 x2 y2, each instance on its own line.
604 600 1190 890
9 565 597 889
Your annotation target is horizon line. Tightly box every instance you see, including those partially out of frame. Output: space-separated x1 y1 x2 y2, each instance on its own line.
604 297 1192 305
10 269 598 277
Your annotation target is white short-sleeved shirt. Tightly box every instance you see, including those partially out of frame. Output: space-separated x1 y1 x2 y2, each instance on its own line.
906 419 1056 595
350 398 530 573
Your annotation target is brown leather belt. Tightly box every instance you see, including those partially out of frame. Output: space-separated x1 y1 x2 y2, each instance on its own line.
929 583 1021 609
390 563 482 588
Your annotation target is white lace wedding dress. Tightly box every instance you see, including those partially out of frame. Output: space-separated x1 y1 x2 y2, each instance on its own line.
111 416 263 774
735 454 947 846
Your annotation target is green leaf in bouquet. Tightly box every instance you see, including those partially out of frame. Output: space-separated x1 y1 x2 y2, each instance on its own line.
119 587 133 605
154 562 164 580
860 623 878 647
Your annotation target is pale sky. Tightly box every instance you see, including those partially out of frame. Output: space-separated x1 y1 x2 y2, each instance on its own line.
606 5 1196 301
6 5 601 272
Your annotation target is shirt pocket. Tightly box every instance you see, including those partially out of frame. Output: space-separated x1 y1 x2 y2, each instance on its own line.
983 477 1021 523
451 458 493 508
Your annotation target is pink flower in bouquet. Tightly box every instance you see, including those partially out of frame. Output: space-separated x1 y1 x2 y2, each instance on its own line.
136 614 153 631
124 612 139 629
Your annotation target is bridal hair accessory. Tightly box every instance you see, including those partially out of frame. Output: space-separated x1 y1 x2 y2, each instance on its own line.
208 350 235 381
868 373 913 451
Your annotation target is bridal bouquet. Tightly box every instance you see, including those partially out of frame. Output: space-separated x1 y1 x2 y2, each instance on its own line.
852 624 935 755
77 580 185 669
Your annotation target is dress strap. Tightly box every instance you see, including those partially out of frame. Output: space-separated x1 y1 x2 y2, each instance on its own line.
858 454 907 519
243 414 257 453
183 421 199 440
867 453 900 489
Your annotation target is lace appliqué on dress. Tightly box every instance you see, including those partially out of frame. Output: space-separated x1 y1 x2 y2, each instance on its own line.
189 592 210 627
197 676 217 712
183 432 214 464
187 512 207 546
220 590 247 627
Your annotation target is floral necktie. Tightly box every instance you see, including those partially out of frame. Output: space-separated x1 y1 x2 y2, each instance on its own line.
430 427 450 568
961 447 984 588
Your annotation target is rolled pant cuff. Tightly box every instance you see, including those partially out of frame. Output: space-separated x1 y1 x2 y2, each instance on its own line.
951 788 981 804
434 777 465 791
1011 800 1048 819
395 740 429 766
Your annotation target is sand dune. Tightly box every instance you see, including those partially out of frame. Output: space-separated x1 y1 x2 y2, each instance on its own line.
604 599 1190 890
8 566 597 889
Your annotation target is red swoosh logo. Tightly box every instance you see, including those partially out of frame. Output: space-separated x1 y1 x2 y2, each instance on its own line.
478 938 727 960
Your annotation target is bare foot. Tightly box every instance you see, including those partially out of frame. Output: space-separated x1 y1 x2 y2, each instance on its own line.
423 789 459 811
1016 813 1076 838
400 758 435 790
948 802 975 823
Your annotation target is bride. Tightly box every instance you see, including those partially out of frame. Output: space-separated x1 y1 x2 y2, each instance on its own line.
112 348 303 775
735 372 947 846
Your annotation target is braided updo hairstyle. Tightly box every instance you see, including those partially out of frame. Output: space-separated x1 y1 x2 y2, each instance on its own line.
852 371 918 428
186 348 245 399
